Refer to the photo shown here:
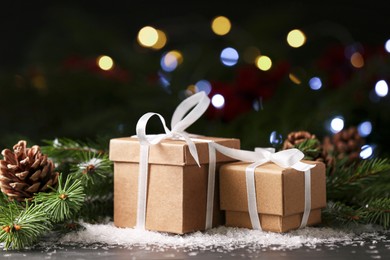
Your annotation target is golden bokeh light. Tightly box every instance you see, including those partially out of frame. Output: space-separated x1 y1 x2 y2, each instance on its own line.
255 55 272 71
289 73 302 84
168 50 183 64
350 52 364 68
137 26 158 47
211 16 231 36
97 55 114 71
151 30 167 50
287 29 306 48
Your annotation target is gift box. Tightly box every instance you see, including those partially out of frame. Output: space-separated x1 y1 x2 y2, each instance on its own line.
219 160 326 232
109 136 240 234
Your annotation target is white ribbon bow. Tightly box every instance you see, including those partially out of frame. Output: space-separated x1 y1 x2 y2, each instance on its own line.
135 91 217 230
211 143 315 230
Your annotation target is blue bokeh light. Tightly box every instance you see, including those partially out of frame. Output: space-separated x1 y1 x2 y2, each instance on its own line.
220 47 239 66
309 77 322 90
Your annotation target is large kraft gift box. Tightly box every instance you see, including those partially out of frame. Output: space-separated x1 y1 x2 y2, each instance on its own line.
220 160 326 232
109 136 240 234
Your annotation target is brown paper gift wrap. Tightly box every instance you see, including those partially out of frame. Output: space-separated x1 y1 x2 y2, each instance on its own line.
220 161 326 232
109 136 240 234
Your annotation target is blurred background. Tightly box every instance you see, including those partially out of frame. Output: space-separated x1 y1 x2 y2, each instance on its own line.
1 1 389 157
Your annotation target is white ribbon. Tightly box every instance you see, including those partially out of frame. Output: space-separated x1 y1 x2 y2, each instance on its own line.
211 142 315 230
135 91 217 230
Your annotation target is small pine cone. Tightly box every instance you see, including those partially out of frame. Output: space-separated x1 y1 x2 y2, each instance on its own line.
332 127 365 163
282 131 317 150
0 140 59 201
282 130 324 162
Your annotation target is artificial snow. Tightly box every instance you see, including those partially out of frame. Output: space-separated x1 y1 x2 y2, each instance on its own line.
56 222 386 252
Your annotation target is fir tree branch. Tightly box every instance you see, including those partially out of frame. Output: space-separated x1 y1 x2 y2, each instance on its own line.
34 174 85 223
0 202 51 250
41 138 106 163
70 151 112 187
326 158 390 201
295 138 322 160
359 198 390 229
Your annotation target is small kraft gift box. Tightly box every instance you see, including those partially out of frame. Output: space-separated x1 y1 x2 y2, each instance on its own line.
214 143 326 233
109 92 240 234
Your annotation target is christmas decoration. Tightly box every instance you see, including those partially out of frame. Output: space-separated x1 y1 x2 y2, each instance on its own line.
0 138 112 250
0 140 59 201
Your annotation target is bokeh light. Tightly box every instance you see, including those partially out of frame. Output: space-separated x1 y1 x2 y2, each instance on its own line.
255 55 272 71
220 47 239 66
137 26 158 47
385 39 390 53
195 80 212 94
160 50 183 72
211 94 225 108
330 116 344 133
358 121 372 137
269 131 283 146
160 53 177 72
350 52 364 68
289 73 301 85
309 77 322 90
151 30 167 50
375 80 388 97
360 144 374 159
97 55 114 71
287 29 306 48
211 16 231 36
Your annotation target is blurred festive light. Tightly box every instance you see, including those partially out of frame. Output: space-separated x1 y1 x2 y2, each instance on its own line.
375 80 388 97
137 26 158 47
211 16 231 36
252 98 263 111
255 55 272 71
350 52 364 68
358 121 372 137
151 30 167 50
160 53 178 72
309 77 322 90
97 55 114 71
195 80 212 94
220 47 239 66
186 84 198 95
287 29 306 48
169 50 183 64
160 50 183 72
385 39 390 53
211 94 225 108
289 73 301 84
269 131 283 146
243 46 260 64
158 72 170 88
330 116 344 133
360 144 374 159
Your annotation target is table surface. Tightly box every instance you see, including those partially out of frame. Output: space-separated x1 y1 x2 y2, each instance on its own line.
2 232 390 260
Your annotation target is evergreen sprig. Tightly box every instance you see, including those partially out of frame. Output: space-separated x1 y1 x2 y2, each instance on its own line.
0 202 51 250
41 138 105 164
70 151 112 186
327 158 390 201
34 174 85 223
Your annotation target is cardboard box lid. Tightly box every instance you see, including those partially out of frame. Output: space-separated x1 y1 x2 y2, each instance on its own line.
109 136 240 166
220 160 326 217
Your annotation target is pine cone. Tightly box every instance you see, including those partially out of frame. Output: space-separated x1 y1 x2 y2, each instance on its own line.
282 131 317 149
331 126 365 163
0 140 59 201
282 131 323 161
